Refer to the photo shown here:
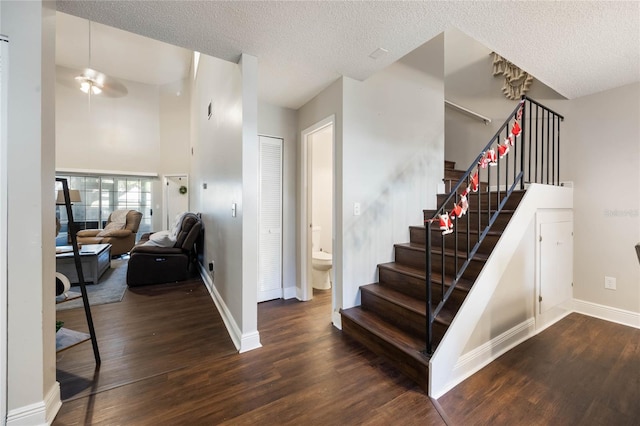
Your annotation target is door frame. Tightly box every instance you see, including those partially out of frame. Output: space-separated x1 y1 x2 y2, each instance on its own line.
299 115 335 302
0 34 8 425
162 174 189 229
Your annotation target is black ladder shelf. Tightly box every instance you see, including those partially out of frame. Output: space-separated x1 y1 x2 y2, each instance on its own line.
55 177 101 365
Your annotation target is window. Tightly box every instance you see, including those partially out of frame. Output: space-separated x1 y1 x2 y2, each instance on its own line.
55 174 154 243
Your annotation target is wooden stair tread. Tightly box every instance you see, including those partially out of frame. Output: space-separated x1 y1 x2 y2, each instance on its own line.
377 262 473 292
424 208 517 215
361 283 455 327
394 242 489 262
410 225 502 236
340 307 429 365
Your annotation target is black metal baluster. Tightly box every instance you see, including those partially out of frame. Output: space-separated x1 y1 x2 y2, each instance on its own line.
546 110 550 184
533 105 540 183
425 224 432 355
557 115 562 185
552 114 556 185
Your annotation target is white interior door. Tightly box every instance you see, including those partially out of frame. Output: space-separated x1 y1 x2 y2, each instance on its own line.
164 175 189 229
539 221 573 313
258 136 283 302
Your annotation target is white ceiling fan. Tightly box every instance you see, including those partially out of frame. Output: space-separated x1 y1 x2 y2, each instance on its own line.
72 20 128 98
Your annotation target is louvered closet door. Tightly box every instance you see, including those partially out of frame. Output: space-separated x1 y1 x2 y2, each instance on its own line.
258 136 283 302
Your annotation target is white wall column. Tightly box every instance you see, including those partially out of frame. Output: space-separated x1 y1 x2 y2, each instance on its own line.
239 53 261 352
2 1 59 424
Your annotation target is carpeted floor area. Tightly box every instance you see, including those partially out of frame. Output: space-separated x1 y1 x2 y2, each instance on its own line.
56 257 128 311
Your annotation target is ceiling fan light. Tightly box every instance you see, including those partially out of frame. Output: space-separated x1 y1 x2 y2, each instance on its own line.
77 75 103 95
79 80 91 94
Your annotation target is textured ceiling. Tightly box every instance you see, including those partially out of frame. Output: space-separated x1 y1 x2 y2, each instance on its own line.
57 1 640 110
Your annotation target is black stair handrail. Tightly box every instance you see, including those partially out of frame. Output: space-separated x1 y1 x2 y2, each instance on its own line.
424 96 564 355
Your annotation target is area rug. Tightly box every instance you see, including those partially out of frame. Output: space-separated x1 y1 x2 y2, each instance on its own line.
56 258 128 311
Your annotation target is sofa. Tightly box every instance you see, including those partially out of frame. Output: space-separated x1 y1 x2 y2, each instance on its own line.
76 210 143 256
126 212 202 287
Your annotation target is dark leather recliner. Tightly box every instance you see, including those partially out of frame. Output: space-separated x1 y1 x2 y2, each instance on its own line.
126 213 202 286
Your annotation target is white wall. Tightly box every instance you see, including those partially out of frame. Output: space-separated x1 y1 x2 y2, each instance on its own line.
311 126 333 253
56 68 161 173
158 78 191 230
55 69 191 232
444 28 566 171
239 54 260 351
431 185 574 398
2 0 59 423
297 78 343 313
567 82 640 315
462 217 536 352
340 34 445 308
258 101 298 294
190 52 257 349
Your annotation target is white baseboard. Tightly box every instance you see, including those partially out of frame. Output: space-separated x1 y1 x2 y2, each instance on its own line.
198 263 242 351
239 331 262 353
332 310 342 330
434 318 535 399
283 286 297 300
7 401 45 426
45 382 61 425
573 299 640 329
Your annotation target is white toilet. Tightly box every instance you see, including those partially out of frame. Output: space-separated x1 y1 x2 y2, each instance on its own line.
311 227 332 290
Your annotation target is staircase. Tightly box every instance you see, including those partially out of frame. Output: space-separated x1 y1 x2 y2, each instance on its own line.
340 161 525 391
340 96 564 392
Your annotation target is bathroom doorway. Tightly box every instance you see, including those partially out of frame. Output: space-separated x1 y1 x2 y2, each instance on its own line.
300 116 334 304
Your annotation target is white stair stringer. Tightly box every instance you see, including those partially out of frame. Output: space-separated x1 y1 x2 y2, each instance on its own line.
429 184 573 398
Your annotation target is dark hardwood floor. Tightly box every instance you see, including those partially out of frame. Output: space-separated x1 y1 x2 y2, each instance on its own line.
438 313 640 425
54 278 640 425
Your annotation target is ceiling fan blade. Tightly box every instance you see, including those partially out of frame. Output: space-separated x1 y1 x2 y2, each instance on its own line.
56 66 128 98
100 74 128 98
78 68 128 98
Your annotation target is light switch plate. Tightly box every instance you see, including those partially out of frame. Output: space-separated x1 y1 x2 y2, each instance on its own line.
604 276 616 290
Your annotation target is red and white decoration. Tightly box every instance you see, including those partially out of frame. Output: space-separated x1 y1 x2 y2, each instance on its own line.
429 101 524 235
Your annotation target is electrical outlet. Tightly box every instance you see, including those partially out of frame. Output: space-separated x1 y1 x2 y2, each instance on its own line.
354 202 361 216
604 276 616 290
208 261 214 272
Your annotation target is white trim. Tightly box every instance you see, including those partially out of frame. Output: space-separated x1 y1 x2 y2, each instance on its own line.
239 331 262 353
6 401 46 426
299 115 335 302
283 286 296 300
573 299 640 329
198 263 242 351
198 263 262 353
55 168 158 178
332 310 342 330
44 383 61 425
162 174 189 229
8 382 61 426
0 34 8 426
429 184 573 397
434 318 535 399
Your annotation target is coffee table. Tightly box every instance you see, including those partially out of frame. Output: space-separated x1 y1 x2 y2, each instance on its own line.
56 243 112 284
